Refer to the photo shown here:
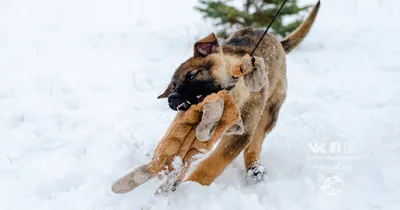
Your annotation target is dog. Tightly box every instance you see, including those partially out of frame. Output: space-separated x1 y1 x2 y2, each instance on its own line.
157 1 320 185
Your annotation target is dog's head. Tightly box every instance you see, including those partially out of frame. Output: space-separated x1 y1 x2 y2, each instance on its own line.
158 33 236 111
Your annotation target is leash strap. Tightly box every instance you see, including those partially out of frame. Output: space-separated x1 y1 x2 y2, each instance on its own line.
250 0 289 57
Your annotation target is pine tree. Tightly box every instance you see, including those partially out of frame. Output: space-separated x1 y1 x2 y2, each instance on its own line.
195 0 312 38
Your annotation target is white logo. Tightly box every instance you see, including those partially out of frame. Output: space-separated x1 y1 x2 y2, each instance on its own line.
320 172 344 196
344 142 356 153
329 142 341 153
308 142 355 154
307 142 327 153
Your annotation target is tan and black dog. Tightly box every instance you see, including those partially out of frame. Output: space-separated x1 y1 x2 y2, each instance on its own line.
157 1 320 185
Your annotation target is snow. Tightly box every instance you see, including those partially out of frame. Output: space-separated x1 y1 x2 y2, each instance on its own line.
1 0 399 209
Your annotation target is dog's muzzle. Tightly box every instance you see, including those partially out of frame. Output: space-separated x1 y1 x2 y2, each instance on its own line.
168 93 207 111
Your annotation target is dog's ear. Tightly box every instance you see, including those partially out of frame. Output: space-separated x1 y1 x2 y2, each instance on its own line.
194 33 220 57
157 82 174 99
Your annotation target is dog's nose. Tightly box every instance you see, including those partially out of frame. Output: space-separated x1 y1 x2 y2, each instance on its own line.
167 93 180 111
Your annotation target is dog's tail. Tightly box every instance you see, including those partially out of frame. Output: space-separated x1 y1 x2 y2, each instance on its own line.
280 1 320 54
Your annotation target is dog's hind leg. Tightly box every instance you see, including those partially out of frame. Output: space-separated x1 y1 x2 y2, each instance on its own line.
243 80 286 184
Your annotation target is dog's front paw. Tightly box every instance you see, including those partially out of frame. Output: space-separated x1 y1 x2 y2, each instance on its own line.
245 164 267 185
155 162 184 196
155 178 181 196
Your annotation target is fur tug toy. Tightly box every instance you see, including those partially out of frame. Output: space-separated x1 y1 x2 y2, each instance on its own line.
111 54 267 195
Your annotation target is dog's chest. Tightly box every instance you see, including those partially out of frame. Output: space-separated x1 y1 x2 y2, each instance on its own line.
231 79 251 109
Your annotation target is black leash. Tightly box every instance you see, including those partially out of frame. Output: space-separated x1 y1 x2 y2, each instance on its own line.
250 0 289 57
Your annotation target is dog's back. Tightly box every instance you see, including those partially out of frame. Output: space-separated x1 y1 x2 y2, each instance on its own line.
223 0 321 55
223 0 321 99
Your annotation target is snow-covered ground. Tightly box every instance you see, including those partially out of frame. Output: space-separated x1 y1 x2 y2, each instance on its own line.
1 0 399 209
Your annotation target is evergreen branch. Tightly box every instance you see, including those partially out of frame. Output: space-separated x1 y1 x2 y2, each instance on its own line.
195 0 313 38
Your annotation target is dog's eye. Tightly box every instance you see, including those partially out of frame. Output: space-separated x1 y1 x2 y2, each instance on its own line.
188 72 198 80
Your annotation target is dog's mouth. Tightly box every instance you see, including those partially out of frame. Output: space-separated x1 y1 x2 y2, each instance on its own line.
176 94 207 111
